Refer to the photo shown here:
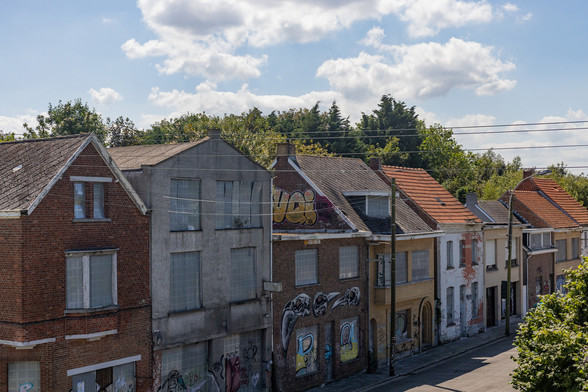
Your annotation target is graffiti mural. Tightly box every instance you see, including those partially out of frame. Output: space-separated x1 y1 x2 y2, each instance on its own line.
295 327 318 376
313 292 339 317
281 288 361 354
273 189 317 225
339 318 359 363
281 293 312 353
331 287 361 311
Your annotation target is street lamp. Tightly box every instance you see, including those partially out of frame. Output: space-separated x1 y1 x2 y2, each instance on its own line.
506 169 551 336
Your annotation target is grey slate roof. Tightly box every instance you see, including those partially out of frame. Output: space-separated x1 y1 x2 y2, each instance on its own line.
477 200 523 225
107 139 208 170
294 155 433 235
0 134 87 211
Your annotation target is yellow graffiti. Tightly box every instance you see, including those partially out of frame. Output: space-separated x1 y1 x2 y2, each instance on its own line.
340 342 358 363
273 189 317 225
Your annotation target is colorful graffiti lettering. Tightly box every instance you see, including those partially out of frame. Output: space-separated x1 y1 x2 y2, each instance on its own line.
295 333 317 375
19 384 33 392
273 189 317 225
340 321 358 363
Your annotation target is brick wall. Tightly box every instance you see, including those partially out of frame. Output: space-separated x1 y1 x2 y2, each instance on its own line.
0 142 152 391
272 237 368 392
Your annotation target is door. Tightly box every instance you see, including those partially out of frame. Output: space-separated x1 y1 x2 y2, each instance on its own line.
421 302 433 349
486 287 496 327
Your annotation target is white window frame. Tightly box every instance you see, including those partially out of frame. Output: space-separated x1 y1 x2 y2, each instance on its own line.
295 249 318 286
66 249 118 310
339 246 359 280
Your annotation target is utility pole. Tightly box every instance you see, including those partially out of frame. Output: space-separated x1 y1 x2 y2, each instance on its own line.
389 178 397 376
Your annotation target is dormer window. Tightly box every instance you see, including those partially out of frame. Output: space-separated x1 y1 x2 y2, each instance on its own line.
345 192 390 218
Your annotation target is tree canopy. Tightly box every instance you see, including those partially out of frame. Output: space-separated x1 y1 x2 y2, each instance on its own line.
512 259 588 391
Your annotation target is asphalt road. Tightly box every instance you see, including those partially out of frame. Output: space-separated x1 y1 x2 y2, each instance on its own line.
369 335 517 392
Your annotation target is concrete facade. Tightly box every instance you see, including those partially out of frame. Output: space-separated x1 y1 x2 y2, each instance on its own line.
110 132 273 392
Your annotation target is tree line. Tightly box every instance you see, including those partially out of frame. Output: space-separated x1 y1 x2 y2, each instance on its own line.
2 96 588 206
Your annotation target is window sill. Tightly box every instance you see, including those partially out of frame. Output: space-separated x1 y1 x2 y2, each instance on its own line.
459 264 466 268
446 322 456 327
168 307 204 316
73 218 111 223
486 265 498 271
339 276 361 282
295 282 319 288
65 305 118 315
170 229 202 233
446 266 455 270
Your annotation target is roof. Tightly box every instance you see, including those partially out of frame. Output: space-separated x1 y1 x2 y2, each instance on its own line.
0 135 88 211
107 139 207 170
530 178 588 226
381 166 481 224
0 134 147 215
476 200 522 224
294 155 433 234
511 191 579 229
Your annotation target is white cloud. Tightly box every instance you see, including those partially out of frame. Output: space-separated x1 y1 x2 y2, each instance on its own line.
147 82 338 119
503 3 518 13
88 88 123 106
318 37 516 102
0 114 39 136
124 0 497 80
518 12 533 23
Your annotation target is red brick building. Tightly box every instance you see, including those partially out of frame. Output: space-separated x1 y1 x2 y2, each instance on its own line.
0 135 151 391
271 145 371 392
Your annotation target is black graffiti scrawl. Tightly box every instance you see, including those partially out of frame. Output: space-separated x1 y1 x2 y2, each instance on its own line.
281 287 361 354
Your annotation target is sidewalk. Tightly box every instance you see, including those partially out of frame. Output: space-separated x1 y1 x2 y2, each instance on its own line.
307 317 521 392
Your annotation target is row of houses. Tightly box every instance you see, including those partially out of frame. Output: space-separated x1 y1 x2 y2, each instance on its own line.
0 132 586 391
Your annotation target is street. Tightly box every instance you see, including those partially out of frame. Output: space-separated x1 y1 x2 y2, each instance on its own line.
370 336 517 392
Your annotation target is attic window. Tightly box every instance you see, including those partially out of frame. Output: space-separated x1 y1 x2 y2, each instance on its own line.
435 197 446 206
12 164 22 173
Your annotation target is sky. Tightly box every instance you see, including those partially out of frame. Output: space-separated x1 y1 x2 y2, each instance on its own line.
1 0 588 173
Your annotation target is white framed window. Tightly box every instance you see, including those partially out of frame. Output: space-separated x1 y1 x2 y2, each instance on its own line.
74 182 86 218
9 362 40 392
396 251 408 284
339 246 359 279
216 181 262 229
485 240 496 269
446 287 454 325
170 179 200 231
161 343 207 389
295 249 318 286
446 240 454 269
170 252 201 312
66 250 117 309
230 247 256 302
411 250 429 281
556 239 567 262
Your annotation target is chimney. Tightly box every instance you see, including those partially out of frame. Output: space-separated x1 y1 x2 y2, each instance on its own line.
208 128 221 139
369 157 382 170
523 168 535 179
276 143 296 161
465 192 478 207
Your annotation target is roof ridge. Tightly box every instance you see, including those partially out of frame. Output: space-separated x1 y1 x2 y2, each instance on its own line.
0 133 89 145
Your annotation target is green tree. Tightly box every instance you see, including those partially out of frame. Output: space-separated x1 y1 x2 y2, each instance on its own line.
512 259 588 391
320 101 359 156
0 131 16 142
106 117 143 147
357 95 422 166
23 99 106 140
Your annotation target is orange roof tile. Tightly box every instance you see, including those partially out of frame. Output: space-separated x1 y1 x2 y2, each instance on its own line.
513 190 579 229
381 166 481 224
531 178 588 226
